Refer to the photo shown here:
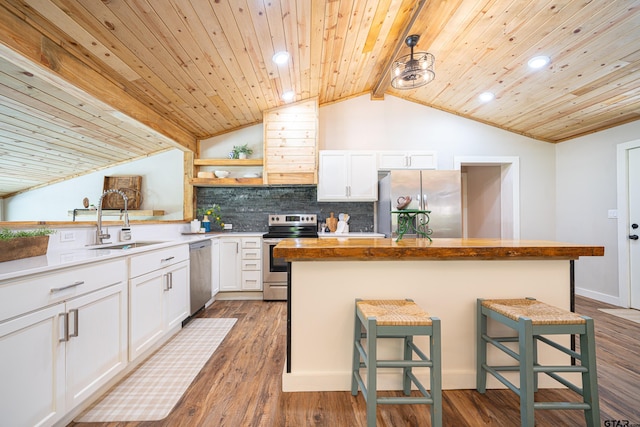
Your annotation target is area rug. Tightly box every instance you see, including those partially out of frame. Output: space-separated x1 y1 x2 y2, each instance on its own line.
77 318 236 422
598 308 640 324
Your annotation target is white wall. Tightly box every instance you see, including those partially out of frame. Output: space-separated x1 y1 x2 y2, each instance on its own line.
4 149 185 221
556 120 640 304
319 94 557 240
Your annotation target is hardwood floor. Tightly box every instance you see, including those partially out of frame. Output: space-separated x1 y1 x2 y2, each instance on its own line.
69 296 640 427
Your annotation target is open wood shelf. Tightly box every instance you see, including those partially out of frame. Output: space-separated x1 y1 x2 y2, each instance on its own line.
194 158 263 166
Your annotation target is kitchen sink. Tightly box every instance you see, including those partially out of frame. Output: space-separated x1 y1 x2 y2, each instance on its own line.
87 241 166 250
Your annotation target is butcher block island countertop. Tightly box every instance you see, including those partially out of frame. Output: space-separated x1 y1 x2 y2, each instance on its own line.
273 237 604 261
275 238 604 393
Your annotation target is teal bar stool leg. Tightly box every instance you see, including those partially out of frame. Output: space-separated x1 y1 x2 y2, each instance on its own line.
581 318 601 427
431 318 443 427
366 317 378 427
518 318 535 427
476 299 488 393
402 335 412 396
352 300 363 396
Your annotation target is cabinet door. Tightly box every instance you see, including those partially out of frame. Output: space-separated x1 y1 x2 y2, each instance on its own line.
407 151 437 169
65 282 128 409
378 151 437 170
0 304 65 427
318 152 349 200
378 152 409 169
164 260 190 331
219 238 241 291
211 239 220 296
129 270 164 361
348 152 378 200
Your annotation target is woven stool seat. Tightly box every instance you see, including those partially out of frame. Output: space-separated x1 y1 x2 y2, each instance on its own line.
357 299 432 326
481 298 586 325
352 298 441 427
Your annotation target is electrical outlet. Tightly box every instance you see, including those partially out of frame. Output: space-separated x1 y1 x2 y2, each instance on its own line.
608 209 618 219
224 223 233 230
60 231 76 242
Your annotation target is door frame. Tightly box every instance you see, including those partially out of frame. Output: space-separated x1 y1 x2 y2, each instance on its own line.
616 139 640 308
453 156 520 239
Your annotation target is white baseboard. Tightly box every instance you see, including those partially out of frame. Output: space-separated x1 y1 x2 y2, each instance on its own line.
576 287 624 307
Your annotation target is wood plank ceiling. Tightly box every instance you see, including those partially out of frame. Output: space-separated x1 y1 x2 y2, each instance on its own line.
0 0 639 198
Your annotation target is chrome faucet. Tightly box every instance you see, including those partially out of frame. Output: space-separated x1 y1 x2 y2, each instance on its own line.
96 189 131 245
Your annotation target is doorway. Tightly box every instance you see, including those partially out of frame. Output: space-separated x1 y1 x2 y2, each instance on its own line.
617 140 640 308
454 157 520 239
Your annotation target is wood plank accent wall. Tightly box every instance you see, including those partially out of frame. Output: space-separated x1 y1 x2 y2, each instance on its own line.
263 98 318 185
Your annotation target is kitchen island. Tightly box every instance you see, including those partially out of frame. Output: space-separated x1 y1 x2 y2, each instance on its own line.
273 238 604 392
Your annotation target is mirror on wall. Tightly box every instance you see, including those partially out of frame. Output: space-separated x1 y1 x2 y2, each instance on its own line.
1 150 186 223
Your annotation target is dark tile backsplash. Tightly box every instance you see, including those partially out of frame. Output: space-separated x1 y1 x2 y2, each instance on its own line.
196 186 374 232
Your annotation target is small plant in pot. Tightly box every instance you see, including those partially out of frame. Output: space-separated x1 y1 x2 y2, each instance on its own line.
231 143 253 159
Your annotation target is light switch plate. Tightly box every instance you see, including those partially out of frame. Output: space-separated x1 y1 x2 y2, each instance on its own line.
607 209 618 219
224 223 233 230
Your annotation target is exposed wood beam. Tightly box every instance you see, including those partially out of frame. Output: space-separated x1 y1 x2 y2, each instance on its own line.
371 0 427 100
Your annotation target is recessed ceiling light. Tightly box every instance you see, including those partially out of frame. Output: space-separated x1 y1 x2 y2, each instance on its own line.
272 51 290 65
281 91 295 102
528 55 550 69
479 92 495 102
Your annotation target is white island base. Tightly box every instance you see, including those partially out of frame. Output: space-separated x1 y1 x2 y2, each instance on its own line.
283 259 576 392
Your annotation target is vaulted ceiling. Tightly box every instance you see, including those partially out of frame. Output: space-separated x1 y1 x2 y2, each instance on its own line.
1 0 639 198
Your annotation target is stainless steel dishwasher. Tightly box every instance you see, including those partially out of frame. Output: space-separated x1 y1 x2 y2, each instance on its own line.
189 239 212 316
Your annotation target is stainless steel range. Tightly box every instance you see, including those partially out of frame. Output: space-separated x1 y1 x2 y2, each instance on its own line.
262 214 317 300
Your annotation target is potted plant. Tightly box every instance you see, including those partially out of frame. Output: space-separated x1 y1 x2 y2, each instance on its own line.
0 227 55 262
231 143 253 159
196 204 225 230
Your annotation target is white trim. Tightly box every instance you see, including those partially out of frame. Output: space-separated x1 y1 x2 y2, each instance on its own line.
616 139 640 308
575 287 622 307
453 156 520 239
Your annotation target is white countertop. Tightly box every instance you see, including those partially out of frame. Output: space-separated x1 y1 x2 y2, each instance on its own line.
0 232 264 282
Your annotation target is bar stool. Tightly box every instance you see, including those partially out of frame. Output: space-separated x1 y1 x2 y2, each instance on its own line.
351 299 442 427
477 297 600 427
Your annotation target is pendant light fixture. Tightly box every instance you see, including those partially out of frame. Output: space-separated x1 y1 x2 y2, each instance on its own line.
391 34 435 89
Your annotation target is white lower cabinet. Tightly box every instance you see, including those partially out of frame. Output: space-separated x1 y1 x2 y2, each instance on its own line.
65 282 128 409
241 237 262 291
0 259 127 427
218 236 262 292
0 304 65 427
219 237 241 291
129 244 190 362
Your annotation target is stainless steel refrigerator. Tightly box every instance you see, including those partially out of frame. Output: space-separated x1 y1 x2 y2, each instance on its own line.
377 170 462 238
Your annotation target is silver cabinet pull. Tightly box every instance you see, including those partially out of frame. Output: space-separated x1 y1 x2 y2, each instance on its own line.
163 273 170 291
69 309 79 338
59 312 69 342
168 272 173 290
50 281 84 293
161 256 175 263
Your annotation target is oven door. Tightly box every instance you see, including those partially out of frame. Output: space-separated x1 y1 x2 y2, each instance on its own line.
262 238 288 282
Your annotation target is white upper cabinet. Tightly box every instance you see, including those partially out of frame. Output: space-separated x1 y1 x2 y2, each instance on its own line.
318 151 378 201
378 151 437 170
